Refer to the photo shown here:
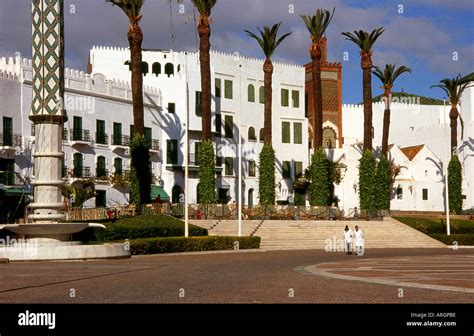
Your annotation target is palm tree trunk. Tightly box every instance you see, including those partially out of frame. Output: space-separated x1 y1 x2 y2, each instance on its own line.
381 108 391 156
311 44 323 149
128 21 144 135
362 55 373 151
263 59 273 145
198 20 212 141
450 106 458 155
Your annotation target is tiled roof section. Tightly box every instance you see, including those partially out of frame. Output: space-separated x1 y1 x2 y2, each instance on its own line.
400 145 425 161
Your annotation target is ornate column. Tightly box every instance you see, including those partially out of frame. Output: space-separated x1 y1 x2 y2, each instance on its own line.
28 0 67 223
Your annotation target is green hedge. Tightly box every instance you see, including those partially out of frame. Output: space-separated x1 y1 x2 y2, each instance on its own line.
359 150 377 212
448 155 462 215
74 215 208 242
129 236 261 255
309 149 330 206
429 234 474 246
393 217 474 234
259 144 276 205
375 155 391 210
197 140 217 204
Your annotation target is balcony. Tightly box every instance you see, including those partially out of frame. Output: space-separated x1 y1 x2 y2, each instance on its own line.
111 135 130 151
71 166 91 179
0 133 22 152
96 168 109 183
148 139 160 152
95 133 109 146
30 127 68 142
0 171 16 186
188 153 199 166
70 129 92 146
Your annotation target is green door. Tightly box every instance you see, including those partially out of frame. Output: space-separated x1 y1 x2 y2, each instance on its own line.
73 116 82 141
73 153 83 177
113 122 122 145
3 117 12 146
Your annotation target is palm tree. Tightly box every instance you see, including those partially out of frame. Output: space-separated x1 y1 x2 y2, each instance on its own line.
300 8 335 149
107 0 150 205
342 28 384 151
192 0 217 141
245 23 292 145
431 73 473 154
372 64 411 155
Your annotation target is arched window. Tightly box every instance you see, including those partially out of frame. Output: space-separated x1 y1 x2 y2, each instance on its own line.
165 63 174 77
73 153 83 177
96 156 107 178
259 128 264 143
152 62 161 76
172 185 182 204
259 86 265 104
248 188 254 207
124 60 131 71
249 160 256 177
247 84 255 102
114 157 123 176
141 62 149 76
196 182 202 204
248 127 257 142
323 127 337 149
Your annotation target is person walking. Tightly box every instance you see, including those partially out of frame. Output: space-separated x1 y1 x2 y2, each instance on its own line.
343 225 353 255
354 225 364 256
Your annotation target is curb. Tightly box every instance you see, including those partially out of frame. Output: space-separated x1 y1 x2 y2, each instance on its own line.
131 248 266 258
0 258 9 264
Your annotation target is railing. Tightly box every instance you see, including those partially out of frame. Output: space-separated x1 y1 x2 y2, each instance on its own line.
0 133 22 147
112 135 130 147
0 171 16 185
148 139 159 151
96 168 109 180
63 128 68 140
95 133 109 145
31 127 68 141
188 153 198 165
71 166 91 178
70 129 92 142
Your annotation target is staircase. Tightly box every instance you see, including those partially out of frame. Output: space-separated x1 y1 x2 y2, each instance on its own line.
190 220 263 237
191 217 445 250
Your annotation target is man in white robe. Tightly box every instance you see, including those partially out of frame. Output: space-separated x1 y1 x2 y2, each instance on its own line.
354 225 364 256
343 225 353 255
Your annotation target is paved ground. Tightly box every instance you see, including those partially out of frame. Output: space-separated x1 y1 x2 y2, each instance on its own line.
0 248 473 303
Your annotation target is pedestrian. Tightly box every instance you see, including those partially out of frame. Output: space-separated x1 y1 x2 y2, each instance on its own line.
343 225 353 255
354 225 364 256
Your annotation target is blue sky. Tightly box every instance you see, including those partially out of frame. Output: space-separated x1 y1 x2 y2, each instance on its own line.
0 0 472 103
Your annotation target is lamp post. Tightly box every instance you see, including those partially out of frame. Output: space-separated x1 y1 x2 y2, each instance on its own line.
238 64 242 237
184 52 189 237
443 98 451 236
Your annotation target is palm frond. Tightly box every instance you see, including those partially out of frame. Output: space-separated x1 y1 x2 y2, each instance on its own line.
342 27 384 52
300 7 335 41
372 64 411 87
191 0 217 16
106 0 144 20
431 73 472 104
245 22 291 59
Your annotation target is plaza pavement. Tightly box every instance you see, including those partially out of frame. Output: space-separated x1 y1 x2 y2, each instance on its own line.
0 248 473 303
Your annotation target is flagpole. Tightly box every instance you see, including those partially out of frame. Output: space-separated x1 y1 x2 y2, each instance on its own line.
443 98 451 236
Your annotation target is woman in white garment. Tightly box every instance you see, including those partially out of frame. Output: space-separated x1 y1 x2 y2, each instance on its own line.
343 225 353 255
354 225 364 255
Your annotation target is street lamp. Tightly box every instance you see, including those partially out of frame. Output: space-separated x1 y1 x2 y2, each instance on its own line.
443 98 451 236
184 51 189 237
238 63 242 237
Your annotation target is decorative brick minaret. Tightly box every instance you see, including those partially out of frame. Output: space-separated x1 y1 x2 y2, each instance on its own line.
28 0 67 223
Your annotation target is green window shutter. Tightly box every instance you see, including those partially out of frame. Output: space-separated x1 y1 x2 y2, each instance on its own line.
292 90 300 108
3 117 12 146
282 122 291 144
249 160 256 177
195 91 202 115
167 139 178 165
195 142 201 165
168 102 175 113
215 78 221 98
294 122 302 144
144 127 152 142
114 158 123 175
215 114 222 137
248 84 255 102
259 86 265 104
113 122 122 145
224 80 233 99
282 161 291 179
225 157 234 176
294 161 303 178
73 153 83 177
73 116 82 140
97 156 106 177
281 89 289 107
96 120 105 144
130 125 135 139
224 115 233 138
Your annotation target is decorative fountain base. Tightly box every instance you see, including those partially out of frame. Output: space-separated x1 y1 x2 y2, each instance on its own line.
0 223 130 261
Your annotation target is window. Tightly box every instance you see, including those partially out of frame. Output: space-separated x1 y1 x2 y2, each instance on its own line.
130 125 135 139
294 161 303 178
73 153 83 177
259 128 264 143
215 114 222 137
396 186 403 200
259 86 265 104
194 142 201 166
144 127 152 144
96 120 106 144
96 156 107 178
2 117 12 146
422 188 428 201
113 122 122 145
224 79 233 99
248 84 255 102
164 63 174 77
168 102 175 113
195 91 202 115
172 185 182 204
96 190 107 208
292 90 300 108
224 115 233 138
152 62 161 76
282 161 291 179
167 139 178 165
281 89 289 107
248 127 257 142
114 158 123 176
282 122 291 144
215 78 221 98
294 122 302 144
73 116 82 141
141 62 149 76
249 160 256 177
225 157 234 176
